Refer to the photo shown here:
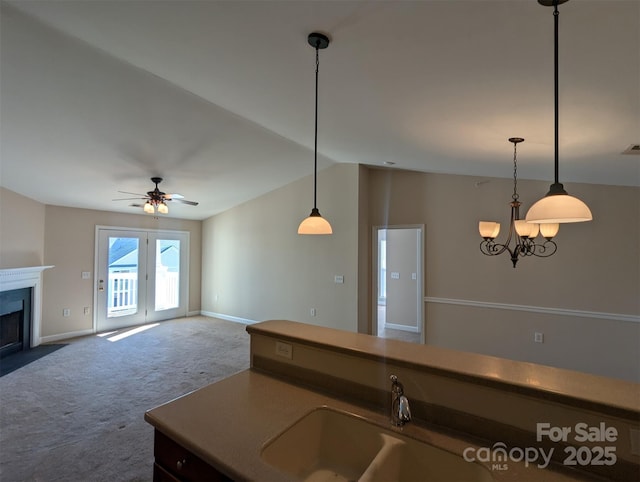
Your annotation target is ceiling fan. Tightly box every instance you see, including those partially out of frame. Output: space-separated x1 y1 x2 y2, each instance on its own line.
114 177 198 215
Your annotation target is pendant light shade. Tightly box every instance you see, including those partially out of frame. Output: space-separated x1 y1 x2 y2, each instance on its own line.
298 32 332 235
526 0 592 225
525 185 592 223
298 208 333 235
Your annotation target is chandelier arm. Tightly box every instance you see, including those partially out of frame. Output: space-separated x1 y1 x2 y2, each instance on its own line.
530 239 558 258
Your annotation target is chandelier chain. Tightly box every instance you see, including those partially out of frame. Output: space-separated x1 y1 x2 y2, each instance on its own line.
512 142 519 202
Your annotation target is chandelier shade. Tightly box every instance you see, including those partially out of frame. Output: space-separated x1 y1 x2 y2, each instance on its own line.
298 32 332 235
479 221 500 239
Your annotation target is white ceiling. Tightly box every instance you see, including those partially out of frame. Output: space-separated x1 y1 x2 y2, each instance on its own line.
1 0 638 221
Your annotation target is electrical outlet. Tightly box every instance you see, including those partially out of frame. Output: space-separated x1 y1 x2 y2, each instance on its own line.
84 307 90 315
63 308 70 317
310 308 316 317
534 332 544 343
334 275 344 284
391 272 400 279
275 341 293 360
81 271 91 279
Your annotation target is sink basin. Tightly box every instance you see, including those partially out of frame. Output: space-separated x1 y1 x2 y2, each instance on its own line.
261 407 494 482
261 407 386 481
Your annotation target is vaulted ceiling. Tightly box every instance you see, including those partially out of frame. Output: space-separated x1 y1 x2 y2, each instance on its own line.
1 0 638 220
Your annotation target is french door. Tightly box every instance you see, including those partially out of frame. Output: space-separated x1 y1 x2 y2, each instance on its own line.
95 228 189 332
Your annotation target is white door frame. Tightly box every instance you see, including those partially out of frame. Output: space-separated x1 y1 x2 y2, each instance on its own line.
94 225 190 333
371 224 425 343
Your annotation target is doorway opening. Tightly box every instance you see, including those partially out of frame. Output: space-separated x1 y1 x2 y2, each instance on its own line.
373 225 424 343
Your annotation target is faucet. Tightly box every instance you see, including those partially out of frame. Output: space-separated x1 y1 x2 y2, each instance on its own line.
390 374 411 426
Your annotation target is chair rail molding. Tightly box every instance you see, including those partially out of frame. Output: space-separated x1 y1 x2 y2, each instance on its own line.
425 297 640 324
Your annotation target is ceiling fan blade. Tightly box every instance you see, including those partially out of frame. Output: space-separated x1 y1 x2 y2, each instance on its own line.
118 190 146 196
170 198 199 206
165 193 184 200
113 197 148 201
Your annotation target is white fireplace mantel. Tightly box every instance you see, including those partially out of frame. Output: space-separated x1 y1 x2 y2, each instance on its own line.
0 266 54 348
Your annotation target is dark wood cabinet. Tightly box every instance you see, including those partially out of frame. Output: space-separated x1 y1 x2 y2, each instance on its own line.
152 429 232 482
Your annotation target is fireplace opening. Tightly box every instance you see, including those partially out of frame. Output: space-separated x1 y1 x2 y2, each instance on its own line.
0 287 32 358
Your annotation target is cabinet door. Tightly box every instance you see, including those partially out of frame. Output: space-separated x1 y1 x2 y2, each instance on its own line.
153 430 231 482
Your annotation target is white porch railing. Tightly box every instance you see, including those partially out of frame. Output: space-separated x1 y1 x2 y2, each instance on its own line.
108 271 179 317
108 272 137 317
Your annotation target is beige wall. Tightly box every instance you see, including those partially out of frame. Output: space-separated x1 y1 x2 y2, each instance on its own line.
200 165 638 380
0 187 45 268
42 205 202 338
0 188 202 339
365 167 640 381
202 163 360 331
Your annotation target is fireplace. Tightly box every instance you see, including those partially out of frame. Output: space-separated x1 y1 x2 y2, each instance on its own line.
0 287 32 358
0 266 53 349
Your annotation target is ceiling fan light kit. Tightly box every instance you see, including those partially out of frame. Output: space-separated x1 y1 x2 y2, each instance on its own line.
525 0 593 225
114 177 198 215
298 32 333 235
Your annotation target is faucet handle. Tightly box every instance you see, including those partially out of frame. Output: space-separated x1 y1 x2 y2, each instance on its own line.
390 374 404 394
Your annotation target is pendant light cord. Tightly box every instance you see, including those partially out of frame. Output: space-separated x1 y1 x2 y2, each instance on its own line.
553 0 560 185
313 45 320 210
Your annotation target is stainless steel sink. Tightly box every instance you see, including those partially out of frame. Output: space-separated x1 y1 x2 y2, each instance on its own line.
261 407 494 482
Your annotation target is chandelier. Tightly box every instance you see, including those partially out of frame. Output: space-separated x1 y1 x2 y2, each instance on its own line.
479 138 559 268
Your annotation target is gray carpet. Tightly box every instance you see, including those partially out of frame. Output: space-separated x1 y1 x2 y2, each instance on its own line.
0 316 250 482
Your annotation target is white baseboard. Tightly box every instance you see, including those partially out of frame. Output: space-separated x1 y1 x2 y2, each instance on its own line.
384 322 420 333
200 311 258 325
425 297 640 323
39 328 94 345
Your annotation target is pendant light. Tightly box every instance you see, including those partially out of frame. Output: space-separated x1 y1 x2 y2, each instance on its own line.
526 0 592 224
298 32 333 235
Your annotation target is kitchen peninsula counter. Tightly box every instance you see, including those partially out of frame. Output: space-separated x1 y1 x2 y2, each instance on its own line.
146 371 607 481
145 320 638 481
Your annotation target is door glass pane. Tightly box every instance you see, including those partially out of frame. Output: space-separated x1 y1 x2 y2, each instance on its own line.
107 237 139 318
155 239 180 311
